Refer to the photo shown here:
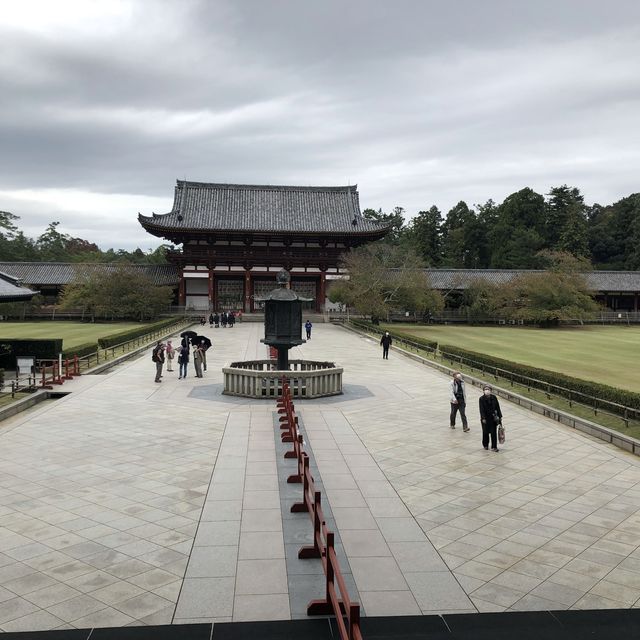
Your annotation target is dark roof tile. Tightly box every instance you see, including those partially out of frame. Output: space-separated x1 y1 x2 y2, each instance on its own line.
139 181 388 236
0 263 179 287
0 270 38 301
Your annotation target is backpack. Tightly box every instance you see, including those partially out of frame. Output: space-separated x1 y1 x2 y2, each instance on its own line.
152 347 160 363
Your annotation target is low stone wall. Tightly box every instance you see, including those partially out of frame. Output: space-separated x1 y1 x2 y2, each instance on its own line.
223 360 343 398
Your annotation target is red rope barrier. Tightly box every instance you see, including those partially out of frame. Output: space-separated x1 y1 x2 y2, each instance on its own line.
277 385 363 640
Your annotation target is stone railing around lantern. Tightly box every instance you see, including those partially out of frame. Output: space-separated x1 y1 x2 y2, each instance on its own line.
223 360 343 398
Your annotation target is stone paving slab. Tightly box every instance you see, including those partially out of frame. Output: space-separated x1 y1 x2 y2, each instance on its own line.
1 322 640 631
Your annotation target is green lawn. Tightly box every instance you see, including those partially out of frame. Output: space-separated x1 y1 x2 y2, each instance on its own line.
385 324 640 393
0 321 148 350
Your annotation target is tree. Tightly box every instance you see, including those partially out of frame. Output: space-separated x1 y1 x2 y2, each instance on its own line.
474 199 499 268
546 185 589 257
502 251 597 325
441 201 477 267
362 207 406 244
408 206 443 266
59 265 173 320
490 188 546 268
327 244 443 320
36 222 70 261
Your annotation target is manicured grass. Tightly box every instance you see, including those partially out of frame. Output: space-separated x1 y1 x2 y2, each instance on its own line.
0 321 149 350
384 324 640 393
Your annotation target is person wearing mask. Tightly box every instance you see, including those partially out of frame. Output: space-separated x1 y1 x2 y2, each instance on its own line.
380 331 392 359
479 385 503 451
449 371 469 432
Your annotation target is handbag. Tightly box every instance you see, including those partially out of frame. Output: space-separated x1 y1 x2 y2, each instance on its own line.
498 423 505 444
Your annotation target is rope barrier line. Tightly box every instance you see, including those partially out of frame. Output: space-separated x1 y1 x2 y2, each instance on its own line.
277 378 363 640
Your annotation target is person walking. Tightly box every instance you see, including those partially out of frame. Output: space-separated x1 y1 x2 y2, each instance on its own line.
449 371 469 431
193 343 204 378
178 343 189 379
479 385 503 452
213 312 219 327
199 340 208 372
152 341 165 383
380 331 392 359
209 313 214 328
165 340 175 372
305 320 312 339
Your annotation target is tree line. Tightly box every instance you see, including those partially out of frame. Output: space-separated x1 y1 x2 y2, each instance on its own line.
364 186 640 270
0 213 169 264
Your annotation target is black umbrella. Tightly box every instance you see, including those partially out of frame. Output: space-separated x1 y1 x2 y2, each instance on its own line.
194 336 212 349
180 330 198 347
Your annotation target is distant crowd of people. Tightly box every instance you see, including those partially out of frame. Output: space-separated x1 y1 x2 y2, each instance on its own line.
151 334 210 382
199 311 238 327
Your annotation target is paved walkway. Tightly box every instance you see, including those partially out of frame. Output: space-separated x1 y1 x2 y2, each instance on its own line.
0 323 639 631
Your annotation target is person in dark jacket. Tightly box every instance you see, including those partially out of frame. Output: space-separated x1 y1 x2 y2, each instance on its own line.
178 343 190 379
152 342 165 383
380 331 392 359
209 313 214 327
479 385 502 452
305 320 312 339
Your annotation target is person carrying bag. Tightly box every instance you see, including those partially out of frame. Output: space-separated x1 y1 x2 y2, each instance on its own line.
479 384 503 452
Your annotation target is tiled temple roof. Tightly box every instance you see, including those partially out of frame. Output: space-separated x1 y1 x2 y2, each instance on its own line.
424 269 640 292
0 270 38 301
0 263 180 287
138 181 389 237
1 263 638 293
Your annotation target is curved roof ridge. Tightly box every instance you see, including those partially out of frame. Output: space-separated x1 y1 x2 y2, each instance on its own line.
175 180 358 192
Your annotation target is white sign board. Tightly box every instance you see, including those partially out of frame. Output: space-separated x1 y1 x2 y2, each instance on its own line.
16 356 35 375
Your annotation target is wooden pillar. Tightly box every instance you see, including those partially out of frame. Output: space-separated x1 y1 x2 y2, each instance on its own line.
318 271 326 313
635 293 638 312
208 268 215 310
244 269 252 313
178 268 186 306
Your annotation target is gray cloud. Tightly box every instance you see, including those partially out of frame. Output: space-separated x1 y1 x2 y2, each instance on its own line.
1 0 639 250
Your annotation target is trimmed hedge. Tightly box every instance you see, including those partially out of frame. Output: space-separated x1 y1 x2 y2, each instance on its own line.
0 339 63 368
348 320 438 352
62 342 99 359
439 344 640 414
390 330 438 353
97 318 181 348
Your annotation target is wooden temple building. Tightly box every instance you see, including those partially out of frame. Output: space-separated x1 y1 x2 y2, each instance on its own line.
138 181 389 312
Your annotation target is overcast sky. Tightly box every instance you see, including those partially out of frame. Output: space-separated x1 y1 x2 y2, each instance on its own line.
1 0 639 251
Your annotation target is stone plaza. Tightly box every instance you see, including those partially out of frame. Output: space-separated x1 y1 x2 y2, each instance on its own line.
0 322 639 632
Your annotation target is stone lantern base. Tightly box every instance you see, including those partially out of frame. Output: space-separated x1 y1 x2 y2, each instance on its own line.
222 359 343 398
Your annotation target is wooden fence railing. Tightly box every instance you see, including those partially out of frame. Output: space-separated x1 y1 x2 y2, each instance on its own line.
277 379 363 640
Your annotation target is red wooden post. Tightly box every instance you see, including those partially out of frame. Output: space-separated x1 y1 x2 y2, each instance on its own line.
349 603 361 640
298 491 323 559
306 529 334 613
291 455 310 513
